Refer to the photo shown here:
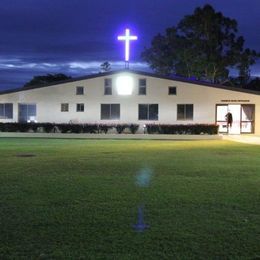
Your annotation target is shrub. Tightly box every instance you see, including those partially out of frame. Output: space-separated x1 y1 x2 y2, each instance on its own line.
69 124 83 133
0 123 21 132
30 123 39 132
129 124 139 134
0 123 4 132
99 124 113 134
39 123 54 133
115 124 128 134
82 124 98 133
58 124 71 133
146 124 219 135
146 124 160 134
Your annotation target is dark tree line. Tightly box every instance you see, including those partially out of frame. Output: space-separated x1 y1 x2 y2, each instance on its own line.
23 73 71 88
23 62 112 88
142 4 259 89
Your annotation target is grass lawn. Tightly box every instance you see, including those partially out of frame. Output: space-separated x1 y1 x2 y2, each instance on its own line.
0 138 259 259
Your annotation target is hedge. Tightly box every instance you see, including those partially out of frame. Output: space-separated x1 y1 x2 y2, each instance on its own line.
0 123 218 135
0 123 139 134
145 124 219 135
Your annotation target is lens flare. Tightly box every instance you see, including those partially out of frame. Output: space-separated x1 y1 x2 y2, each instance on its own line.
136 167 153 187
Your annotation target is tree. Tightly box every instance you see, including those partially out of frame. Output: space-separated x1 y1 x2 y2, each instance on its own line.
23 73 72 88
100 61 111 72
236 48 259 86
246 77 260 91
142 4 259 83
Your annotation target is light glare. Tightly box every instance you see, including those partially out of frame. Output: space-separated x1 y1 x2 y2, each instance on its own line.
116 75 134 95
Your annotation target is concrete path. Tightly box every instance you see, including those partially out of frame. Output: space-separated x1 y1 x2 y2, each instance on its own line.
0 132 223 141
223 135 260 145
1 132 260 144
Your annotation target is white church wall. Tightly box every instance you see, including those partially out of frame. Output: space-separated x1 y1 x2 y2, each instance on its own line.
0 71 259 134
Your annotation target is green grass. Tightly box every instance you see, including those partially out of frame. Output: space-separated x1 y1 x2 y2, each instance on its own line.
0 138 259 259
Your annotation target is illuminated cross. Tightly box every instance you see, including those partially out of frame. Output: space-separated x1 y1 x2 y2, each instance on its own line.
118 29 138 68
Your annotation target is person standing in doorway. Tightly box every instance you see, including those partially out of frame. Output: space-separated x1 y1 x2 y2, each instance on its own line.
225 111 233 132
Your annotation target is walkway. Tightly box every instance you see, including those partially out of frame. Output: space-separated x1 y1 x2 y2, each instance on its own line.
1 132 260 144
0 132 222 140
223 135 260 145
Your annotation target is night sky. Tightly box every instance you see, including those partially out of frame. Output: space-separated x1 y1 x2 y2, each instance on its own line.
0 0 259 90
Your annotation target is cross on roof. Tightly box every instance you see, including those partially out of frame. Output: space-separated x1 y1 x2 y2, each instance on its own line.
117 29 138 63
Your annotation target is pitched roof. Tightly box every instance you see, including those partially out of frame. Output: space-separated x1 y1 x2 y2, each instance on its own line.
0 69 259 95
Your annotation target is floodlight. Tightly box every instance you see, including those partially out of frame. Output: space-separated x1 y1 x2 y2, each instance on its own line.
116 75 134 95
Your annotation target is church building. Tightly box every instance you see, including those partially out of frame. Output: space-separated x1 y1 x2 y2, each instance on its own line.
0 69 259 134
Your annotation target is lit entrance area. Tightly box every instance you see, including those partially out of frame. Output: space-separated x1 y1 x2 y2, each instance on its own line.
216 104 255 134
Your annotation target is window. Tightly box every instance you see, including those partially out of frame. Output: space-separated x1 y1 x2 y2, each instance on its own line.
138 104 158 120
0 103 13 119
101 104 120 120
76 103 84 112
61 103 69 112
104 78 112 95
168 86 177 95
18 104 36 122
76 86 84 95
177 104 193 120
139 79 146 95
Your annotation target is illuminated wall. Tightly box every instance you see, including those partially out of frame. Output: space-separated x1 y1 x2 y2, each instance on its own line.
0 71 259 134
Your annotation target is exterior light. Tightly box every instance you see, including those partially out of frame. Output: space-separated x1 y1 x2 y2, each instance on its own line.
143 124 146 134
116 75 134 95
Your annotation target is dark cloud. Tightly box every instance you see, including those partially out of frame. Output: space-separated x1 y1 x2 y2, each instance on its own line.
0 0 259 90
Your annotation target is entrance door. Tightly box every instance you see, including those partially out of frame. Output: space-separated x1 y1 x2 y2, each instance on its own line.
216 104 255 134
228 105 240 134
216 105 228 133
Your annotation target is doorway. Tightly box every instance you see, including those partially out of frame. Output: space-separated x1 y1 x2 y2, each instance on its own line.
216 104 255 134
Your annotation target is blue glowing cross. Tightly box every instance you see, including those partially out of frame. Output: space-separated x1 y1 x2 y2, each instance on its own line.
117 29 138 62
